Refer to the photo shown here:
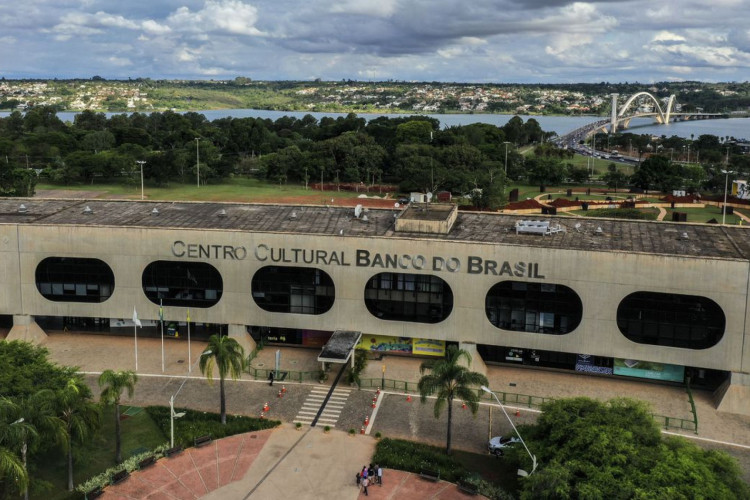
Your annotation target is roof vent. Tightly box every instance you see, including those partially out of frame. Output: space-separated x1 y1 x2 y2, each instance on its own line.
681 232 689 240
83 206 93 215
151 207 159 215
362 214 369 223
17 204 27 213
217 209 227 218
595 226 603 235
290 211 297 219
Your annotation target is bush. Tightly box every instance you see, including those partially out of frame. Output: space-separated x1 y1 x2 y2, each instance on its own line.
373 438 468 483
144 406 280 448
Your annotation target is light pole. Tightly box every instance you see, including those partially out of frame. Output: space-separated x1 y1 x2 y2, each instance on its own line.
136 160 146 200
722 169 734 226
195 138 200 188
480 386 537 477
169 350 211 447
503 141 511 175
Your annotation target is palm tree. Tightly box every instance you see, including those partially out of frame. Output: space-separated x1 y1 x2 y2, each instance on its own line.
418 345 488 454
46 378 101 491
98 370 138 463
0 397 34 495
199 335 245 424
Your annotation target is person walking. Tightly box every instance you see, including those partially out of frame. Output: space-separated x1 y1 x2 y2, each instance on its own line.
355 470 361 487
361 465 368 482
268 370 274 386
376 464 383 485
361 476 369 496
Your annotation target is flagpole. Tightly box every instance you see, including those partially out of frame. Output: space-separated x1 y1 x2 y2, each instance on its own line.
134 321 138 371
160 299 165 373
187 308 192 373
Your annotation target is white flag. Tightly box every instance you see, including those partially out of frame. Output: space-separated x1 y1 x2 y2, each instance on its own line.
132 307 142 327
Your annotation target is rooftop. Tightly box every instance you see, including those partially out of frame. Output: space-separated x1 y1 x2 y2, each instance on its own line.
2 198 750 261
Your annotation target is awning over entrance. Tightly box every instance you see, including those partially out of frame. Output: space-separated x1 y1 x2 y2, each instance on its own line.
317 330 362 364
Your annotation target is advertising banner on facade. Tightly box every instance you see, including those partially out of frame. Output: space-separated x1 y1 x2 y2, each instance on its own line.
575 354 614 375
412 338 446 356
356 335 412 354
613 358 684 382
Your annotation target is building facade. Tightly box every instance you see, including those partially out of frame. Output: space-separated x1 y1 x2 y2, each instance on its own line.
4 199 750 414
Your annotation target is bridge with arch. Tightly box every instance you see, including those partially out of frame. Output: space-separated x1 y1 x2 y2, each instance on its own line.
557 92 726 145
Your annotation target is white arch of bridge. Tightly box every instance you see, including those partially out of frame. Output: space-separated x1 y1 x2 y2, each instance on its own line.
615 92 677 131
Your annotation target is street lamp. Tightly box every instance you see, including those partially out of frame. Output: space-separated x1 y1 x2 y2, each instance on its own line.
722 169 735 226
169 350 211 447
480 386 537 477
136 161 146 200
503 141 511 175
195 138 200 188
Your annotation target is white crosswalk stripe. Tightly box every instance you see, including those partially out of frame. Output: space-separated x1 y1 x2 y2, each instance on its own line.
293 387 351 428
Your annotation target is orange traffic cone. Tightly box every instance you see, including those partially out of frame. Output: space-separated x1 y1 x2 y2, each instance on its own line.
406 394 412 402
515 408 521 417
278 390 283 398
360 426 365 434
364 416 369 426
462 402 467 409
376 387 380 394
282 385 287 393
263 402 270 412
259 413 265 419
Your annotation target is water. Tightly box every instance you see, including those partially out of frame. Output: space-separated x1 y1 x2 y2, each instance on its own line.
1 108 746 140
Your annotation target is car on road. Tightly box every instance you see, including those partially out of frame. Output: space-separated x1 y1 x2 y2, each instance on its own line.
488 435 520 456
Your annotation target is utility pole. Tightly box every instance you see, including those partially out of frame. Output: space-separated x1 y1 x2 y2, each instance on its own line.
195 138 200 187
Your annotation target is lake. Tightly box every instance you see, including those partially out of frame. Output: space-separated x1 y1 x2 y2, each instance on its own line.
1 108 747 140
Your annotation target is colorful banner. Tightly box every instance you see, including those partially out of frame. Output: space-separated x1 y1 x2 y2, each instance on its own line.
613 358 684 382
356 335 412 354
575 354 614 375
412 338 446 357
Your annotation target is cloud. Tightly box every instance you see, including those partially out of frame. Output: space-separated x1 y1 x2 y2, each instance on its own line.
167 0 265 37
0 0 749 82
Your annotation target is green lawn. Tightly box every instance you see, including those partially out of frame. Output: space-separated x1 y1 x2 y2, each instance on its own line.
665 206 744 225
33 406 166 500
37 177 377 203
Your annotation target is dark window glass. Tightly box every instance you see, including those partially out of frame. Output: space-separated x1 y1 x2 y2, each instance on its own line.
364 272 453 323
142 261 223 308
36 257 114 303
485 281 582 334
252 266 334 315
617 292 724 349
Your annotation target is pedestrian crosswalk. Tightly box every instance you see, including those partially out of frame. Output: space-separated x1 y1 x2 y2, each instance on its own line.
293 387 350 428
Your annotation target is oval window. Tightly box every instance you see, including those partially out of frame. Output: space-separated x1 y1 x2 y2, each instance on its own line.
617 292 725 349
364 272 453 323
252 266 335 315
142 261 223 308
36 257 115 303
485 281 582 334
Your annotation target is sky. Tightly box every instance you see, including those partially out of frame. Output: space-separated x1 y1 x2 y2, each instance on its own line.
2 0 749 83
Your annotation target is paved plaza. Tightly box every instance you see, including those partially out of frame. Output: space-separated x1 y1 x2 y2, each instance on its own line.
15 331 750 497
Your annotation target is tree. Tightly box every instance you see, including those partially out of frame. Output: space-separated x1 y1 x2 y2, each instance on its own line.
417 346 488 454
98 370 138 463
520 397 750 500
602 170 629 192
199 335 245 425
45 378 101 491
0 397 33 495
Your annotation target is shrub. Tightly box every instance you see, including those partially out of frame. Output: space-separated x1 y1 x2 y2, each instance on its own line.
144 406 279 448
373 438 467 483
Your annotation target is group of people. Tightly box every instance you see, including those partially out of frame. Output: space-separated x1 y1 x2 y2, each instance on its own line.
355 463 382 495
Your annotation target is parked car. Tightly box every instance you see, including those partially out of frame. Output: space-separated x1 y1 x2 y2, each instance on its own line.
488 435 520 456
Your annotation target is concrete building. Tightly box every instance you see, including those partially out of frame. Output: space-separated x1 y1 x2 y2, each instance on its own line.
4 199 750 414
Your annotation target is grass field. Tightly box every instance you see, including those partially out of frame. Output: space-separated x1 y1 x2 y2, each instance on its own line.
33 406 166 500
37 177 379 203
